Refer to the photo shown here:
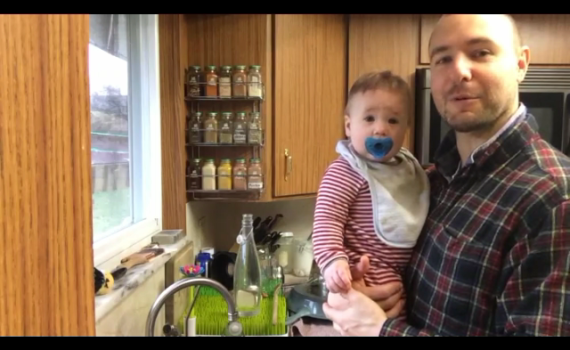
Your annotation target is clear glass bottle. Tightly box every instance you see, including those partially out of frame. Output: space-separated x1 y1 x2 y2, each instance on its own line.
247 65 262 98
233 213 262 317
188 111 202 144
203 112 218 144
247 112 262 144
219 112 233 144
233 112 247 144
218 65 232 98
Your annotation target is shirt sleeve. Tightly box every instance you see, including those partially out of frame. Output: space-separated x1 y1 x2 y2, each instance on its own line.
312 159 361 272
379 200 570 337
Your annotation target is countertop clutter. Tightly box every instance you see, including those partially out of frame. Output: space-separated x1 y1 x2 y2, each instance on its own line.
94 235 191 322
187 213 330 337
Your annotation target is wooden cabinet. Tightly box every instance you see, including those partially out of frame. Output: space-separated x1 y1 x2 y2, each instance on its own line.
178 14 347 201
420 14 570 65
273 15 347 197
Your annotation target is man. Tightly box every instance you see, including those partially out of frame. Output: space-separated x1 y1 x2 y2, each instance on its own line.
322 14 570 336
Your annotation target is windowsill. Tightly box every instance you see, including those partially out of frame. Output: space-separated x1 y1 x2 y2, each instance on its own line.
94 236 191 322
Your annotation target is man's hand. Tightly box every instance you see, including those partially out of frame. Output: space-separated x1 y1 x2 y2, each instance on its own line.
349 255 404 318
323 259 352 293
323 288 388 336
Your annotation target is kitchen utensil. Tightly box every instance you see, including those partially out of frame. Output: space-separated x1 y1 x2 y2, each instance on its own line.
285 280 328 325
110 253 150 281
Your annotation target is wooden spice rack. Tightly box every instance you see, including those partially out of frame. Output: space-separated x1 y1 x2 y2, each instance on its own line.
185 82 265 201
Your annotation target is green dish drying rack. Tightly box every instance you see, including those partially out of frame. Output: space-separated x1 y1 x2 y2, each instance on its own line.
177 278 287 336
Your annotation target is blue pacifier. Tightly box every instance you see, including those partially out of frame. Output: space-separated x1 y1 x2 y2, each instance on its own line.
365 137 393 159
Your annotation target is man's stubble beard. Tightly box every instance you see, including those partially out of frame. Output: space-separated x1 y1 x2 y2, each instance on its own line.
441 90 516 134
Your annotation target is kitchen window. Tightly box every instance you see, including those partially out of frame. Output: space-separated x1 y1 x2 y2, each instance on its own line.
89 14 162 267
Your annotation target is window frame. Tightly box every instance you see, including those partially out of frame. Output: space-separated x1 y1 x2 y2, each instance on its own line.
91 14 162 268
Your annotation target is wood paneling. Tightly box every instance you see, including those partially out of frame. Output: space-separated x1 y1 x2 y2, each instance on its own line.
0 14 95 336
159 14 188 229
183 14 274 201
348 14 420 152
273 14 347 197
420 14 570 65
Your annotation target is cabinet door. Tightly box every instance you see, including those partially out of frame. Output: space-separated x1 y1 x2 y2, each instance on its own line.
273 14 347 197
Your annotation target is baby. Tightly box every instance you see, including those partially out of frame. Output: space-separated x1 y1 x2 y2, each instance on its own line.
312 70 430 314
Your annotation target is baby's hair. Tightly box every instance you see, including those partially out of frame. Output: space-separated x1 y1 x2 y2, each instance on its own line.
345 70 412 117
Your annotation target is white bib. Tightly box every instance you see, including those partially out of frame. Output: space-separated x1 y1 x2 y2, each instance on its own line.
336 140 430 248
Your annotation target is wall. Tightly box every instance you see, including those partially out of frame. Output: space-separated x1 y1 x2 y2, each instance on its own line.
187 198 316 252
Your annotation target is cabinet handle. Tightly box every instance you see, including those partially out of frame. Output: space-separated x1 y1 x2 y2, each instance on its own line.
284 148 292 181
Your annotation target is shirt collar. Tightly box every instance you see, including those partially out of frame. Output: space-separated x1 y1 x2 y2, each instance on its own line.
434 103 536 181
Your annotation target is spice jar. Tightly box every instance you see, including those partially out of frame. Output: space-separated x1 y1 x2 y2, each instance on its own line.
233 112 247 144
233 158 247 190
247 112 262 144
201 159 216 190
217 159 232 190
203 112 218 144
218 65 232 98
247 65 262 98
188 158 202 190
232 65 247 97
275 232 294 274
205 66 218 97
247 158 263 189
186 65 202 97
219 112 233 144
188 112 202 144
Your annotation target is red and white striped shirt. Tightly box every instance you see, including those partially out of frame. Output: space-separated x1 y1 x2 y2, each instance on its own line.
312 156 413 287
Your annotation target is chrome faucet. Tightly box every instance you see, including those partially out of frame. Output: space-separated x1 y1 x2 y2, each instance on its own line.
145 277 244 337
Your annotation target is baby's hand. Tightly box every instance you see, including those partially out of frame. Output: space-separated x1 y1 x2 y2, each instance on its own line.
323 259 352 293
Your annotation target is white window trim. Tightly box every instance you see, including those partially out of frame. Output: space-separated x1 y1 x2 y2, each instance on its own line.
92 14 162 268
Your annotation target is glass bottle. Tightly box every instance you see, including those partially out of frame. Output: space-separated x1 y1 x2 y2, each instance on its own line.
233 213 262 317
247 65 262 98
203 112 218 144
205 65 218 97
233 158 247 190
201 159 216 190
247 112 262 144
219 112 233 144
188 112 202 144
247 158 263 189
217 159 232 190
233 112 247 144
232 65 247 97
188 158 201 190
219 65 232 98
186 65 202 97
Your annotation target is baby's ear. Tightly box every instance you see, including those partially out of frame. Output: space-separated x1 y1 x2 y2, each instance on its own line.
344 114 351 137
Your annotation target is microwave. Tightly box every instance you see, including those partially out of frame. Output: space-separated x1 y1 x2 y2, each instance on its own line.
414 67 570 165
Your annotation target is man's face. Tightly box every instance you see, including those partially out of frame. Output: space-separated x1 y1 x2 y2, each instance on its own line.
428 15 529 133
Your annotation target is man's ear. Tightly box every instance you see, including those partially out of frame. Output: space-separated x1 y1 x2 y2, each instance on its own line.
344 114 351 138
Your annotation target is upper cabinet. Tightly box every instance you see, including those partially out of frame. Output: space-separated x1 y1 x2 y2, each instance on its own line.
420 14 570 65
273 15 347 197
178 14 347 202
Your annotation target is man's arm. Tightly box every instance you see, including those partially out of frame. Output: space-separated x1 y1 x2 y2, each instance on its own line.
495 200 570 336
379 200 570 337
312 159 360 271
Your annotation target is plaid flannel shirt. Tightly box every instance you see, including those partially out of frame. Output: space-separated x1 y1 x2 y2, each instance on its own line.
380 111 570 336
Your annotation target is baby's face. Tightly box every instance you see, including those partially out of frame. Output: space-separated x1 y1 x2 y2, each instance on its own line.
344 88 408 162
